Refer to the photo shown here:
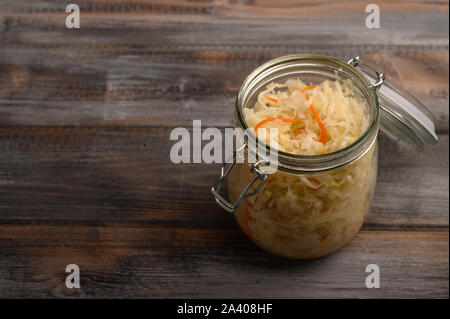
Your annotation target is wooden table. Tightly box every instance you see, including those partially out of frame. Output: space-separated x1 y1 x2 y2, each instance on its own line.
0 0 448 298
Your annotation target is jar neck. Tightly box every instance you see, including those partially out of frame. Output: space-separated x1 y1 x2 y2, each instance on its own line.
235 54 380 174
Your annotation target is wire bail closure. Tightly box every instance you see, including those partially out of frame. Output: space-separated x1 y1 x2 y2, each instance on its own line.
211 148 268 213
348 56 385 91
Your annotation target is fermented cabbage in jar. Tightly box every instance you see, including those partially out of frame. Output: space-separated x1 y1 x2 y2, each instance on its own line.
228 78 378 259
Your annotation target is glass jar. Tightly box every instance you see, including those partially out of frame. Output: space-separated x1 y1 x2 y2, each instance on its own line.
212 54 437 259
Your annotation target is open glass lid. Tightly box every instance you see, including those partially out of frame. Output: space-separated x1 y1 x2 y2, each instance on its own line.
348 57 438 150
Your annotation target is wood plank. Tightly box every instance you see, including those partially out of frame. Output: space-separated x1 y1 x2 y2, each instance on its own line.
0 224 447 298
0 47 447 131
0 127 447 227
0 2 448 130
0 0 447 49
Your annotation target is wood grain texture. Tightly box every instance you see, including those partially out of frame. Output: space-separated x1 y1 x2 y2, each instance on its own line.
0 128 448 228
0 2 448 130
0 224 447 298
0 0 448 298
0 47 448 131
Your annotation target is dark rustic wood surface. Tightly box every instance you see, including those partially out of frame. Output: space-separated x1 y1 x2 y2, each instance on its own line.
0 0 448 298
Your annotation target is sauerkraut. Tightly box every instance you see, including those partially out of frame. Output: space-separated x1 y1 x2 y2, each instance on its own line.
228 78 377 259
243 78 369 155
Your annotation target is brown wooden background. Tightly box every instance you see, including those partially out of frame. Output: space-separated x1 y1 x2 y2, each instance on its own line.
0 0 448 298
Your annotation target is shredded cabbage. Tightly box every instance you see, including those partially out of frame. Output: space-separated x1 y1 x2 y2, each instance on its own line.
244 78 369 155
229 78 377 259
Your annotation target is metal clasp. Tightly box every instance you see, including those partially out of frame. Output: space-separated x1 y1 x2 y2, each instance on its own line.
211 149 268 213
348 56 385 91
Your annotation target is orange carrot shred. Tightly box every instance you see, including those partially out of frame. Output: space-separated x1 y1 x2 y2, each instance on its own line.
254 117 305 135
264 95 278 103
300 84 317 93
309 104 327 143
308 177 321 185
305 93 309 100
